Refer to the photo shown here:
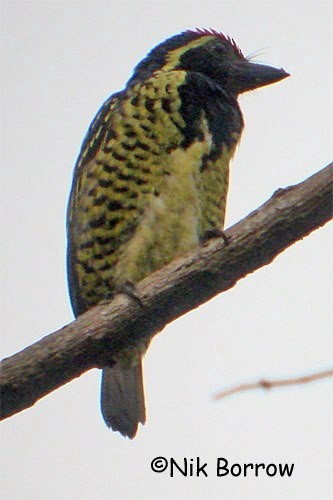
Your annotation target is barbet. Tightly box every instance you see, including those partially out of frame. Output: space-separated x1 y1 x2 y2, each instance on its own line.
67 29 289 438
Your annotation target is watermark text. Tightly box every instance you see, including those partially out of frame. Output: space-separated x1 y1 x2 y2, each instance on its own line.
150 457 294 478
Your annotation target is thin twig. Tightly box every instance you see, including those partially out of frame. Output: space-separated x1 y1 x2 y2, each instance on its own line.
214 368 333 400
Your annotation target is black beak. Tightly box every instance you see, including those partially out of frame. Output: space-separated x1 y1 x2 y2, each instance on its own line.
229 60 290 94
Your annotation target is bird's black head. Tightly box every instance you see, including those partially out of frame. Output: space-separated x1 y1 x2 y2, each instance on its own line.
128 28 289 94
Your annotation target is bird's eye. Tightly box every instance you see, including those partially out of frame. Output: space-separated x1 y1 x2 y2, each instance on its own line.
210 44 227 57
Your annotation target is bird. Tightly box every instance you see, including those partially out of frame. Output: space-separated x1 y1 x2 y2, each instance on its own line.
66 28 289 439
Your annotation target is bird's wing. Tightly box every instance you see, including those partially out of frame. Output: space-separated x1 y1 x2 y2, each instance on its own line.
67 70 206 315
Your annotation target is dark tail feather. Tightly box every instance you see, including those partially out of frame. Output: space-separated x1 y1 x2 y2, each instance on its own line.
101 360 146 439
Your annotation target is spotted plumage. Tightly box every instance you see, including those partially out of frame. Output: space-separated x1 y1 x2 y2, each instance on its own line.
67 29 289 438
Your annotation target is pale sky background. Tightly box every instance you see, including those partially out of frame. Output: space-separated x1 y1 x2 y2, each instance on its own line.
1 1 332 499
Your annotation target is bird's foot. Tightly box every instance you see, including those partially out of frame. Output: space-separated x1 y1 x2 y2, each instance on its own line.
200 228 229 245
114 281 144 308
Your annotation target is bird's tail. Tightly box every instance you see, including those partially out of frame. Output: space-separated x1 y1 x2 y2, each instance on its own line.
101 360 146 439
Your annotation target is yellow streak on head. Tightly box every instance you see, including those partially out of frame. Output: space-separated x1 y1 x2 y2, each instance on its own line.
162 36 215 72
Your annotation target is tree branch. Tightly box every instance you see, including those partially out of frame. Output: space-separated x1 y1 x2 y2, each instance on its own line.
214 368 333 400
1 163 332 421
